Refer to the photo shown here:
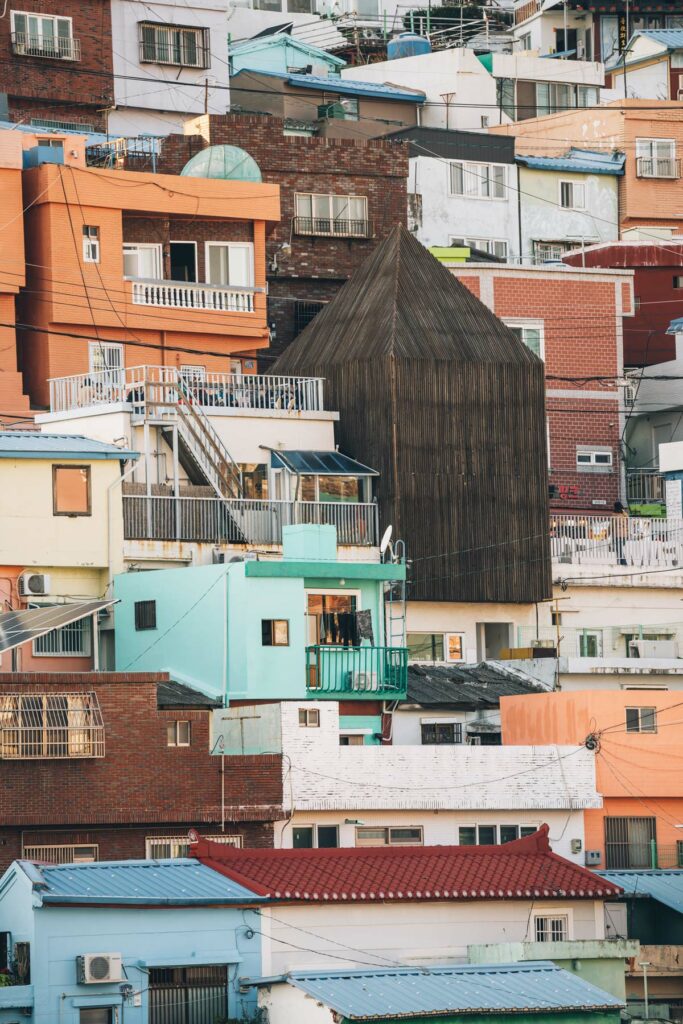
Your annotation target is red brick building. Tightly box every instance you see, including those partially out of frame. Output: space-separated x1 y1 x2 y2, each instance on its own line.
0 672 284 871
451 263 634 511
564 239 683 367
0 1 113 132
155 113 409 357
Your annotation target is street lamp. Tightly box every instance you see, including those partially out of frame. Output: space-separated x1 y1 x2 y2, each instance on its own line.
639 962 651 1020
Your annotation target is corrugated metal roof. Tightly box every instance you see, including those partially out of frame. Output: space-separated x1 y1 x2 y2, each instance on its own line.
517 148 625 176
236 69 425 102
265 963 624 1020
631 29 683 50
598 870 683 914
157 679 222 709
0 431 137 460
385 126 516 164
24 858 263 906
270 450 378 475
406 662 543 707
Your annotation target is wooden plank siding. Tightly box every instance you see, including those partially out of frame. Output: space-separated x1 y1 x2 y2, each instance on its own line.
273 225 551 603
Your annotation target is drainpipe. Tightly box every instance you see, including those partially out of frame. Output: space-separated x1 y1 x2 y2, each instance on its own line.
516 162 523 264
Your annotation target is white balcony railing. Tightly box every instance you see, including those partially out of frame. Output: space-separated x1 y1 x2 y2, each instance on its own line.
123 494 379 547
48 366 325 415
636 157 681 179
129 278 258 312
11 31 81 60
626 468 665 505
551 514 683 568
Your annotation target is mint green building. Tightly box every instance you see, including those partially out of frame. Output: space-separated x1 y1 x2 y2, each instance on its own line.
114 525 407 705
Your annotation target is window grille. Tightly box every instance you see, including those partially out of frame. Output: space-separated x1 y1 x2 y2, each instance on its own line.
31 117 95 132
293 301 324 335
33 615 91 656
145 834 242 858
534 914 569 941
0 693 105 759
22 843 98 864
138 22 210 68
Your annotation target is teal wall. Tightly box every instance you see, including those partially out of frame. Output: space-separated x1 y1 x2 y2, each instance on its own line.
339 714 382 744
230 38 343 76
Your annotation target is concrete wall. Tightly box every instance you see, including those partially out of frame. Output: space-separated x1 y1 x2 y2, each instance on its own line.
110 0 230 135
519 166 619 261
392 707 501 745
254 899 606 974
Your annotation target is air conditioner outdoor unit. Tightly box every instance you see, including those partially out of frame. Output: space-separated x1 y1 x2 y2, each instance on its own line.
350 671 378 692
76 953 123 984
576 39 585 57
629 639 678 659
18 572 51 597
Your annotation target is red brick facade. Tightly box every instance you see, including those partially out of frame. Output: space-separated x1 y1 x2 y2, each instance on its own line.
156 114 409 357
0 0 113 132
453 266 629 512
0 672 284 872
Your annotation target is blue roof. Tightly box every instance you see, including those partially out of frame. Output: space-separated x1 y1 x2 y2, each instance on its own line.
599 870 683 914
230 33 346 68
631 29 683 50
0 431 137 460
234 69 425 103
667 316 683 334
253 963 624 1020
20 858 264 906
517 148 625 176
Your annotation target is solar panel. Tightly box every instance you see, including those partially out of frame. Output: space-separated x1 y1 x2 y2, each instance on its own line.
0 601 115 654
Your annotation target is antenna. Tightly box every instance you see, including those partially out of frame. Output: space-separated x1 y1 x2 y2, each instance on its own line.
380 524 393 559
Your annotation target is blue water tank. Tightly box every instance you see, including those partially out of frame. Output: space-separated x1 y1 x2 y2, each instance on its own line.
387 32 431 60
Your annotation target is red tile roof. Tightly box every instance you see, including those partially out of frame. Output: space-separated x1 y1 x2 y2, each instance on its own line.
192 826 622 904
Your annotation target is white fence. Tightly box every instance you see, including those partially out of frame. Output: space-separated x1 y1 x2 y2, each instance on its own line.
130 279 256 312
551 514 683 567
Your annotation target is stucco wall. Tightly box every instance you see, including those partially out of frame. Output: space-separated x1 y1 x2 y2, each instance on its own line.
518 166 619 260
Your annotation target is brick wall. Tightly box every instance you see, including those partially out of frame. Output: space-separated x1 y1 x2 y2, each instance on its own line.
0 0 114 131
122 216 254 282
0 673 284 864
156 114 408 356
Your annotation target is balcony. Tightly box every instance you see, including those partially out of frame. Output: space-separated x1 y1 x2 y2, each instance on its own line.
48 366 326 415
123 494 379 546
129 279 257 313
293 216 373 239
306 644 408 698
626 468 665 505
11 31 81 60
0 693 105 760
636 157 681 179
551 514 683 568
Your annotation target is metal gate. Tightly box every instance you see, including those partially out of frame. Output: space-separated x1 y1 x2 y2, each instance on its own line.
605 816 656 869
149 965 229 1024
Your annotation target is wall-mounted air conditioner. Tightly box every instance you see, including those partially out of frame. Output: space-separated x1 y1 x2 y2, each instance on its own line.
350 671 378 692
18 572 51 597
76 952 123 983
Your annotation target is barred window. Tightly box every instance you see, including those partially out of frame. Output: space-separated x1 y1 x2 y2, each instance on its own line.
138 22 210 69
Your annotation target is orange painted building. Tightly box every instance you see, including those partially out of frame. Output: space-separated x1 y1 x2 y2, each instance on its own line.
501 690 683 871
490 100 683 234
0 132 31 423
18 158 280 408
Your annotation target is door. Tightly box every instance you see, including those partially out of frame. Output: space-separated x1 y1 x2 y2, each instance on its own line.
170 242 197 283
306 592 359 646
123 243 162 280
149 965 228 1024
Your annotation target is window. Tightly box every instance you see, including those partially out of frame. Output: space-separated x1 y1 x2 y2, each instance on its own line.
89 341 123 377
507 322 544 359
576 448 613 470
52 465 91 516
294 300 325 334
559 180 585 210
459 824 538 845
22 843 98 863
520 31 532 49
138 21 210 68
536 82 594 115
299 708 320 727
205 242 253 287
625 706 657 733
533 239 582 263
82 225 99 263
134 600 157 631
674 276 683 289
79 1010 113 1024
31 116 94 132
167 720 191 746
146 835 242 859
33 610 91 657
0 692 105 759
295 193 369 238
446 634 464 661
340 733 365 745
450 161 506 199
407 632 445 661
253 0 282 11
451 237 509 260
534 914 569 941
578 631 603 657
11 11 79 60
356 826 423 846
292 824 339 848
421 721 463 745
307 592 359 647
605 816 656 869
636 138 679 178
318 96 359 121
123 243 162 280
262 619 289 646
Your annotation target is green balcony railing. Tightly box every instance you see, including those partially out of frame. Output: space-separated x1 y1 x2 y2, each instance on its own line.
306 645 408 699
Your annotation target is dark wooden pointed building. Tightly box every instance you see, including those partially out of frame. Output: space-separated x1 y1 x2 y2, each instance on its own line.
273 226 551 603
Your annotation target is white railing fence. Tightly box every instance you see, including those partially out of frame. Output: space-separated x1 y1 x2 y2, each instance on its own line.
48 366 325 415
130 279 256 312
551 514 683 567
123 495 379 547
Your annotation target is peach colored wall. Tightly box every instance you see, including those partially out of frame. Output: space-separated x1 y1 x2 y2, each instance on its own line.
0 160 31 419
19 164 280 406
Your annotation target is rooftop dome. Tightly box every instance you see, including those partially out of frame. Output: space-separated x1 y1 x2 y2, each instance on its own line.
180 145 262 182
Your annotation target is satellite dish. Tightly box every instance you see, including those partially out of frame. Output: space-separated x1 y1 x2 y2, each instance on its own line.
380 524 393 556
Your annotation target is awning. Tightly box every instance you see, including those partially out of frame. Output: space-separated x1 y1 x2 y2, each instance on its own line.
270 450 378 476
0 601 115 654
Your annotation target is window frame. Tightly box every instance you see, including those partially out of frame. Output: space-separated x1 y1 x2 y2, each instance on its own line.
52 464 91 517
505 319 545 360
576 447 613 470
355 825 424 847
298 707 320 728
291 823 340 848
134 599 157 632
138 20 211 69
11 10 75 59
450 236 509 260
82 225 100 264
449 160 508 201
123 242 163 281
625 706 658 733
420 719 464 745
145 834 242 858
459 823 539 845
533 910 572 942
559 179 586 211
294 192 369 237
31 606 92 658
577 630 603 658
167 720 191 747
262 619 290 647
204 240 254 288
